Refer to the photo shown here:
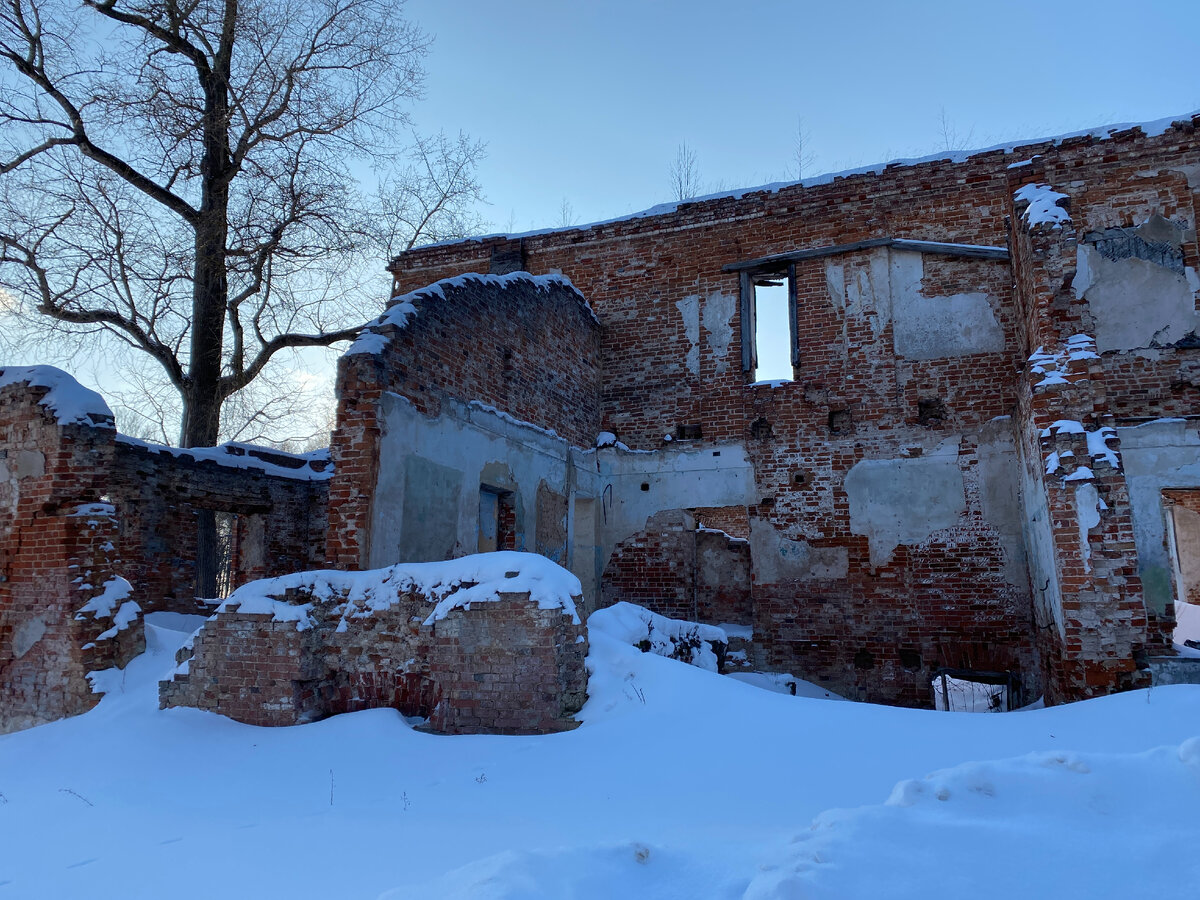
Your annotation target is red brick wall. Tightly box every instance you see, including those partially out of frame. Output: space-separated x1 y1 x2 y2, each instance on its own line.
326 274 602 569
384 117 1200 707
0 379 144 732
161 589 587 735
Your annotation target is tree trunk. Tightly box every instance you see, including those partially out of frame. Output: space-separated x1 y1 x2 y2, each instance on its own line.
185 29 236 600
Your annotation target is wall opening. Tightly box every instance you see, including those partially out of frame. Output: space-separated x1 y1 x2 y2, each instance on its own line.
213 511 238 599
752 276 794 382
931 669 1014 712
479 486 516 553
1163 491 1200 650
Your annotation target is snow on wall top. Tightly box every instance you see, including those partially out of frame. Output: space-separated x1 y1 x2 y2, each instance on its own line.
407 110 1199 253
116 435 332 482
215 550 582 630
347 271 596 357
0 365 115 428
1014 183 1072 227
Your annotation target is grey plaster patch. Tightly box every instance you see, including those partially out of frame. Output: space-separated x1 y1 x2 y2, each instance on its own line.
1073 244 1199 351
701 290 736 375
890 251 1003 360
399 455 464 563
976 418 1029 588
12 616 46 659
698 542 750 589
750 518 849 583
825 263 845 309
11 450 44 478
676 294 700 375
845 442 966 568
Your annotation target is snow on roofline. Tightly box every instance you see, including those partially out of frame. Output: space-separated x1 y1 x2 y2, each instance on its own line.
348 271 596 356
0 365 115 427
116 435 332 482
405 109 1200 255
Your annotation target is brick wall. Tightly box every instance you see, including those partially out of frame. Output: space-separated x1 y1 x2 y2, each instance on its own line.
1 368 330 731
385 115 1200 706
327 274 602 569
161 585 587 736
0 373 144 732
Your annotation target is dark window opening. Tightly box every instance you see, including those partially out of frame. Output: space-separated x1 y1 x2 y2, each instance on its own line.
932 668 1016 712
675 423 703 440
918 397 948 427
750 417 774 441
828 408 853 435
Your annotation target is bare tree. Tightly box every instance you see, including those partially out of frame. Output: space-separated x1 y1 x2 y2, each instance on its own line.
669 141 701 201
937 106 976 152
0 0 484 450
792 116 817 181
556 197 577 229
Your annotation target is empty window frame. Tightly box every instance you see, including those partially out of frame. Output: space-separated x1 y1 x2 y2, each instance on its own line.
739 264 798 383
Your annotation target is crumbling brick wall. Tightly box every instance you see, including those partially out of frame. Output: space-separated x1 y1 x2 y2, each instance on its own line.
0 370 144 732
161 581 588 736
386 116 1200 706
327 274 602 569
1 367 330 731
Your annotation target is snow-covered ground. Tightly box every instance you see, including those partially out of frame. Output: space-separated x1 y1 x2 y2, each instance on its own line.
2 611 1198 898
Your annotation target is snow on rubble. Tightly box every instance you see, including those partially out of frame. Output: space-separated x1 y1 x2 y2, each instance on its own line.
214 550 582 630
1014 182 1071 227
0 606 1198 898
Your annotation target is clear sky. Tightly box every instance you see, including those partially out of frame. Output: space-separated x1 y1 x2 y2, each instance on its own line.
407 0 1200 234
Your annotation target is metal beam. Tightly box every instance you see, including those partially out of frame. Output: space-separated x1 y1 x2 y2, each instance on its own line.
723 237 1009 273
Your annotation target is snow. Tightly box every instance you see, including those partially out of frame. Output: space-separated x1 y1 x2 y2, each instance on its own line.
1087 425 1120 469
214 551 582 630
417 110 1200 251
347 272 594 356
1014 182 1071 227
0 365 114 427
589 601 727 671
116 435 332 482
75 577 134 622
2 613 1199 898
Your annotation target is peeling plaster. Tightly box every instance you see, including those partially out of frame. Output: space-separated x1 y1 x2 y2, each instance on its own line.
701 290 736 375
890 252 1004 361
1075 482 1102 574
676 295 701 376
12 616 46 659
1073 244 1200 352
845 439 966 568
750 519 849 583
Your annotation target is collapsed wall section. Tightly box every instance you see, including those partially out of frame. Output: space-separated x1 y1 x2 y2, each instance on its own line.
1008 117 1200 700
327 273 602 572
0 368 143 732
160 552 588 735
1 366 331 732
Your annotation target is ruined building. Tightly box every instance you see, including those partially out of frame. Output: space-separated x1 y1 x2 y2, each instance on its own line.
4 112 1200 732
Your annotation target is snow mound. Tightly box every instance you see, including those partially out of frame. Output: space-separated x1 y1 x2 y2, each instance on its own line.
589 601 727 671
0 365 114 427
744 740 1200 899
216 550 582 629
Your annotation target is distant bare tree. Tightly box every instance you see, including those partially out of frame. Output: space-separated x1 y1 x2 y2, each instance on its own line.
556 197 578 228
937 106 976 152
669 141 702 201
792 117 817 180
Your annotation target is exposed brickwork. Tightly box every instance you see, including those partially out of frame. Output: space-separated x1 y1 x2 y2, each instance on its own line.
1 370 329 731
600 509 753 627
161 587 587 735
388 116 1200 707
326 275 601 569
0 377 143 732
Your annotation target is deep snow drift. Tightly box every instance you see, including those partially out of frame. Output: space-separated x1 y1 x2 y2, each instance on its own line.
1 611 1198 899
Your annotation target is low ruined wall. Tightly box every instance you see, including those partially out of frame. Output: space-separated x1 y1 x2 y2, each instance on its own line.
0 369 145 732
1 366 330 732
161 553 588 735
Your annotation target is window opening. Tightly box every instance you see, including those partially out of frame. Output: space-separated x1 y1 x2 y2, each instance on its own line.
1163 491 1200 651
740 264 797 383
213 511 238 599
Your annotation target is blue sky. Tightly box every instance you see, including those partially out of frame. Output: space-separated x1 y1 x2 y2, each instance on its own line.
408 0 1200 233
